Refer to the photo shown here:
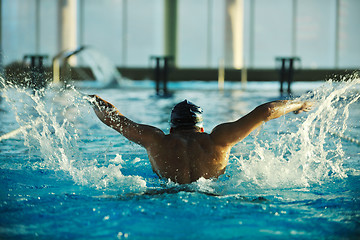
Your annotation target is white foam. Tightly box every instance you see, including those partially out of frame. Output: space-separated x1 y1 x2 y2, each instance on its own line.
1 80 146 193
1 75 359 193
225 76 360 190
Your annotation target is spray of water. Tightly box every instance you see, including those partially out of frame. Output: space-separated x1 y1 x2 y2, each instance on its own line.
224 75 360 191
1 74 359 194
75 47 122 87
0 77 146 193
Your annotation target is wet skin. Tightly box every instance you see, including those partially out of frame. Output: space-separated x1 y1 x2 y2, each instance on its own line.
89 95 312 184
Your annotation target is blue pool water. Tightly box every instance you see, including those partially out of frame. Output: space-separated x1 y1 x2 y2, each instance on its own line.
0 77 359 239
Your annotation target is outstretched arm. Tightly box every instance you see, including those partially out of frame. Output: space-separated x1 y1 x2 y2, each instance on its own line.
88 95 164 148
210 100 313 147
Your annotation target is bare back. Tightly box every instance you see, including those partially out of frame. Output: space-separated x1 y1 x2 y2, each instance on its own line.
90 95 313 184
146 131 230 184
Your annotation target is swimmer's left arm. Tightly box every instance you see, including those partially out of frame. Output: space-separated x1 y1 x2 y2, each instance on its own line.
89 95 165 147
210 100 313 147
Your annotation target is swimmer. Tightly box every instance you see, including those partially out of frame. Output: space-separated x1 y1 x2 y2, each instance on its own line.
89 96 313 184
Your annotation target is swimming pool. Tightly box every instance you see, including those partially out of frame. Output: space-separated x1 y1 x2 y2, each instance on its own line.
1 76 359 239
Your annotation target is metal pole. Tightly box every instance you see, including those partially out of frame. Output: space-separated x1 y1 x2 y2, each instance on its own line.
225 0 244 68
249 0 255 68
164 0 177 65
79 0 84 47
334 0 340 68
288 59 294 94
155 57 161 95
35 0 40 53
122 0 128 66
163 57 169 95
292 0 297 56
58 0 78 64
206 0 213 67
279 59 285 93
218 58 225 91
238 0 247 89
224 0 233 68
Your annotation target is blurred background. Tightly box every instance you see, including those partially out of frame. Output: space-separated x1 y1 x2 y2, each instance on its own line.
0 0 359 82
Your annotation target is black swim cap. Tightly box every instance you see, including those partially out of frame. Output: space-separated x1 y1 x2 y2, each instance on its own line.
170 100 203 129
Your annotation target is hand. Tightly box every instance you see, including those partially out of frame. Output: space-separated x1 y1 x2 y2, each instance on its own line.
88 95 115 111
87 95 103 105
84 94 97 104
294 101 314 114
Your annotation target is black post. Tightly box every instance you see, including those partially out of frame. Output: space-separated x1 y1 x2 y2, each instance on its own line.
163 57 169 95
279 59 286 93
23 54 48 90
150 56 173 96
154 57 161 95
288 59 294 94
275 57 300 94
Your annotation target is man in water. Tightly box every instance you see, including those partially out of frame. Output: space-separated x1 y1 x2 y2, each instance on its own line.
90 96 312 184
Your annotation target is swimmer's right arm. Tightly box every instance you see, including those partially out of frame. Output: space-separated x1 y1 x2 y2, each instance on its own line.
88 95 165 147
210 100 313 147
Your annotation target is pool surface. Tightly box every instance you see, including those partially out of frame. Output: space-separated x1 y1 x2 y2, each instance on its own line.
1 77 359 239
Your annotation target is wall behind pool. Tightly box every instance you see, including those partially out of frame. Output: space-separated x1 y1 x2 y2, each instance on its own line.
4 64 357 82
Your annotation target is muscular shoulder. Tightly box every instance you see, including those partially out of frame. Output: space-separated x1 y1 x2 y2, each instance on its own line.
147 131 227 155
163 132 224 156
165 132 213 145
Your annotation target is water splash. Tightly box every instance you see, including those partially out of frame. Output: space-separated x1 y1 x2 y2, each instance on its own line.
74 47 123 87
0 77 146 193
1 75 359 194
225 75 360 190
